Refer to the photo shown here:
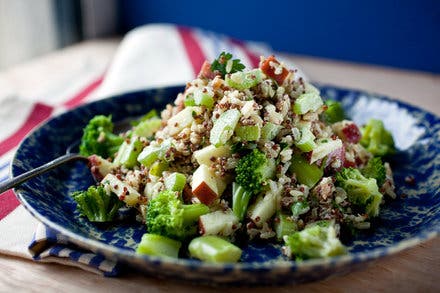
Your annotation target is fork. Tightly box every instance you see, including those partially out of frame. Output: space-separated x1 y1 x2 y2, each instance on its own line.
0 146 88 194
0 118 133 194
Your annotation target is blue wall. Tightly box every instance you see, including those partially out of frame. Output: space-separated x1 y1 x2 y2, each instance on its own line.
119 0 440 73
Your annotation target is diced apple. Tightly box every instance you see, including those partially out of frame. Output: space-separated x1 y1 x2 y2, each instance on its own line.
322 145 345 171
88 155 116 181
199 210 240 237
215 175 229 196
167 106 201 136
192 182 217 205
193 145 231 166
310 138 343 164
332 120 361 144
191 164 219 205
248 192 278 228
102 174 140 206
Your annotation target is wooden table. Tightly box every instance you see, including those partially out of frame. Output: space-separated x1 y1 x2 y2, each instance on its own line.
0 39 439 292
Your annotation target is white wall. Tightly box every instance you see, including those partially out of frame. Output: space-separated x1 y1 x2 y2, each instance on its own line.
0 0 57 69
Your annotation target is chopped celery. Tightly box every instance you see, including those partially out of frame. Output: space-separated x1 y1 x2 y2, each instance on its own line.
181 203 210 226
235 124 261 141
164 172 186 192
295 126 316 152
136 233 181 258
225 69 262 90
188 236 242 263
291 201 310 217
184 93 196 106
210 109 241 147
289 154 323 188
137 145 159 167
131 109 159 126
232 182 253 221
293 92 323 115
322 100 345 123
137 140 172 167
194 88 215 109
114 137 143 168
150 161 168 177
261 122 282 141
274 213 298 241
133 117 162 138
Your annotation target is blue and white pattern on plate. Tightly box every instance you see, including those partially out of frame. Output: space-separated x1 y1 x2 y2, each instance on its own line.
12 85 440 285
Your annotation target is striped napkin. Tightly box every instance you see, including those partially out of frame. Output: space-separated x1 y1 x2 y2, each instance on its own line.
0 24 304 275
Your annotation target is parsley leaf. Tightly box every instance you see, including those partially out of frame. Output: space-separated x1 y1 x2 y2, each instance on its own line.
211 52 245 77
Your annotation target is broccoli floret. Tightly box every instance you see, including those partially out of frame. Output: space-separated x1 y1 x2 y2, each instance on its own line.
362 157 386 186
336 168 383 217
146 190 209 241
283 220 346 260
235 149 275 195
233 149 275 220
79 115 124 158
72 185 123 222
321 100 345 124
360 119 395 156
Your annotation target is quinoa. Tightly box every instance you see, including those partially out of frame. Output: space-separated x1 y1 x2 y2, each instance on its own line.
82 53 397 262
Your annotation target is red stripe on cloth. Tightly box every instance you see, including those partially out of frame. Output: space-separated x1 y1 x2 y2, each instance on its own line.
177 27 206 76
230 39 260 68
0 190 20 220
63 75 105 109
0 103 53 156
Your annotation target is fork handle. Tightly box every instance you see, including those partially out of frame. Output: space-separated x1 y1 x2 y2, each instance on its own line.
0 153 88 194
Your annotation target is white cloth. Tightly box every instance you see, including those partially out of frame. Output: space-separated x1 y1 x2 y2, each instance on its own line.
0 23 306 275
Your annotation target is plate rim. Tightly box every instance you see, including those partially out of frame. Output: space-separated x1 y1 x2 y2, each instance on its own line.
11 84 440 274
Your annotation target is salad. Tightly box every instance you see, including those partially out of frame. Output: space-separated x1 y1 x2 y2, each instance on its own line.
72 52 397 263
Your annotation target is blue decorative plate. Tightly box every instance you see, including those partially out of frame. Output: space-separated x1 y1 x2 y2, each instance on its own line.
12 85 440 285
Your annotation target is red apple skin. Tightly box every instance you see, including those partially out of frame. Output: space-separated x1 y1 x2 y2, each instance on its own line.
88 154 104 181
192 181 218 205
341 123 361 143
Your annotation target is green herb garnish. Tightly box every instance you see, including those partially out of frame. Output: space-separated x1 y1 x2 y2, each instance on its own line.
211 52 245 78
